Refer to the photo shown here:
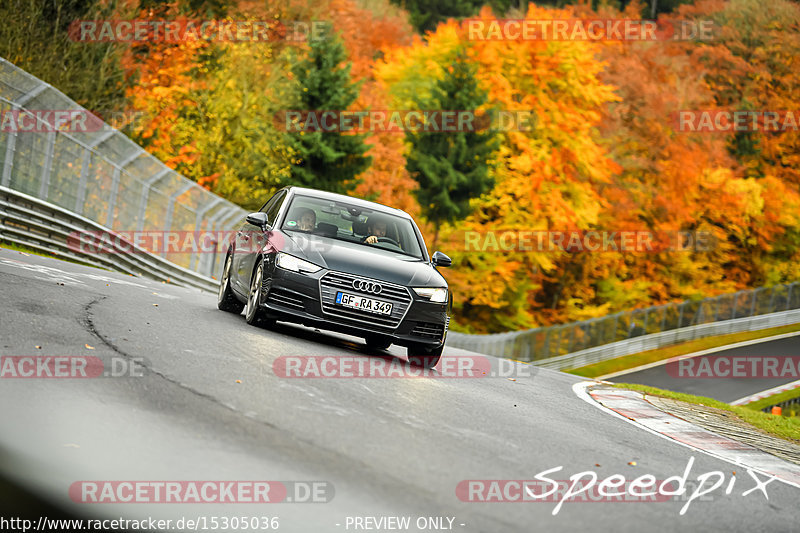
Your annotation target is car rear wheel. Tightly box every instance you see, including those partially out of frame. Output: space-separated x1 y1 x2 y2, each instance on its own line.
407 343 443 369
245 261 271 326
218 252 244 314
364 334 392 351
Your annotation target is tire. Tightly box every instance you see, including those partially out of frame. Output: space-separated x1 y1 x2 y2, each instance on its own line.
217 252 244 314
245 261 270 326
407 343 444 369
364 334 392 351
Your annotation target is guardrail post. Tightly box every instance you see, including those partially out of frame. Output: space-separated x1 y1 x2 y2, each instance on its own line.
541 329 551 359
74 148 90 214
191 198 223 271
161 183 194 257
202 207 228 277
2 129 17 187
749 289 758 317
788 284 795 311
611 313 619 342
566 325 576 354
105 167 121 228
136 169 170 233
768 286 777 314
38 129 56 200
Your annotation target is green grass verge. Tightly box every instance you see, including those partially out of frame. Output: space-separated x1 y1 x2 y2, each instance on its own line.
611 383 800 443
744 387 800 415
566 322 800 378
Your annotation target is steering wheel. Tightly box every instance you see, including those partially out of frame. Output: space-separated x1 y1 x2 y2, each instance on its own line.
377 236 400 247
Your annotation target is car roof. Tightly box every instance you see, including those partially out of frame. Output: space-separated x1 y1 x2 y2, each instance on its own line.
285 187 412 219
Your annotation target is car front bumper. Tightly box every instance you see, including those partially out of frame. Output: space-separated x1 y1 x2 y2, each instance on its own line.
258 267 449 348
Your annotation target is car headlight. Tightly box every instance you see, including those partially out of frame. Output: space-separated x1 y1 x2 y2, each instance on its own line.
276 252 322 273
413 287 448 303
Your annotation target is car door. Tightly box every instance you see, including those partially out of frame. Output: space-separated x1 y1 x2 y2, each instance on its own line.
235 190 287 293
231 192 277 293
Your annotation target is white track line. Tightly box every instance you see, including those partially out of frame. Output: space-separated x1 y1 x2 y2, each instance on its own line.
730 379 800 406
572 381 800 490
597 330 800 380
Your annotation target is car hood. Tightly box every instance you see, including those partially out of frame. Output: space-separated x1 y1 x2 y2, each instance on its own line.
277 231 446 288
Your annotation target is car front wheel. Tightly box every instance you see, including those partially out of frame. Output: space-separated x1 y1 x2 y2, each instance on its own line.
245 261 270 326
218 252 244 314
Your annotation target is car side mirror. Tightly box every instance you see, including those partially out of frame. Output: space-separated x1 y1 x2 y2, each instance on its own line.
246 212 269 229
431 251 451 267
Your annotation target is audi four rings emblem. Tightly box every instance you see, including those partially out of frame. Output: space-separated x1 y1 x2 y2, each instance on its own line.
352 279 382 294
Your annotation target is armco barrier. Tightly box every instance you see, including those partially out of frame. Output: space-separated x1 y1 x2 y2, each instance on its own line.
532 308 800 371
0 57 247 287
448 293 800 370
0 186 217 292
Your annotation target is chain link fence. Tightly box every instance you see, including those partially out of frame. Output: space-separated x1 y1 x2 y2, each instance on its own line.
448 283 800 363
0 57 246 279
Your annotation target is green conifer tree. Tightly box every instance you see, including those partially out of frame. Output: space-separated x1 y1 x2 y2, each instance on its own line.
286 33 372 194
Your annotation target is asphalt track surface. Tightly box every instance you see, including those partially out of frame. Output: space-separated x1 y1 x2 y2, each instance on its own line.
608 335 800 403
0 247 798 532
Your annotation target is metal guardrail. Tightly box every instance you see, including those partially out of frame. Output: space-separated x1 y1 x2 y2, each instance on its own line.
534 308 800 371
0 57 247 286
1 186 217 292
448 283 800 368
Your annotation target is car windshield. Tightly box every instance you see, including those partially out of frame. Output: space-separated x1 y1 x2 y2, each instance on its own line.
281 195 425 259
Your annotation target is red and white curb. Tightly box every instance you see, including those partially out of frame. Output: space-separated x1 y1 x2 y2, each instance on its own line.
573 381 800 489
730 379 800 406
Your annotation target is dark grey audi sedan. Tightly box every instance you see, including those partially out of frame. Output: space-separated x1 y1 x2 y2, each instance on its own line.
217 187 452 368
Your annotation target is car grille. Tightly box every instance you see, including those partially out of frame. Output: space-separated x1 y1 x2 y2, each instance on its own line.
319 271 411 329
267 287 305 310
411 322 445 339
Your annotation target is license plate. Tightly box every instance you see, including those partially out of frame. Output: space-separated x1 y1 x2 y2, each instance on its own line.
335 291 393 316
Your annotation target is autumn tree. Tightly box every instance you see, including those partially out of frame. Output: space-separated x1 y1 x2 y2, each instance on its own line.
285 33 372 194
123 1 298 209
379 9 620 332
0 0 131 112
405 47 499 246
325 0 420 216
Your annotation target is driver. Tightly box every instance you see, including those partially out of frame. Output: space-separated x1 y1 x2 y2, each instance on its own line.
294 208 316 232
363 216 388 244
